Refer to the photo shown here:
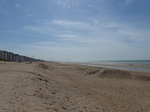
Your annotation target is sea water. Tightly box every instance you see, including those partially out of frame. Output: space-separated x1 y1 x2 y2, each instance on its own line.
80 60 150 72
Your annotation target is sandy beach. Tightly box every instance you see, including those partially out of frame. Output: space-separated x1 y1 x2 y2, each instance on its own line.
0 61 150 112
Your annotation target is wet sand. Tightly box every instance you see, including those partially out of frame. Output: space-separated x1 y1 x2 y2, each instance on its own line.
79 62 150 71
0 61 150 112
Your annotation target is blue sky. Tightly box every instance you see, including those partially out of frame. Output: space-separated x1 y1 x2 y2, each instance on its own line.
0 0 150 61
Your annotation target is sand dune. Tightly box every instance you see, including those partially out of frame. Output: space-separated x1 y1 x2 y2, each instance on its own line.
0 62 150 112
85 68 150 81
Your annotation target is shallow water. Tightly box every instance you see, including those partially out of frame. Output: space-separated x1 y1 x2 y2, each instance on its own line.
80 64 150 72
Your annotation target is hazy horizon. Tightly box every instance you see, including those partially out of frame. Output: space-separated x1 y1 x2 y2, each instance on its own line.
0 0 150 61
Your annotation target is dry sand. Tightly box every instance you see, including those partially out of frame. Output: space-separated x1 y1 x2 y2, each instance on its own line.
0 61 150 112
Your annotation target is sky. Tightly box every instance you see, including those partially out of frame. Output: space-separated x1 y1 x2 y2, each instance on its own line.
0 0 150 62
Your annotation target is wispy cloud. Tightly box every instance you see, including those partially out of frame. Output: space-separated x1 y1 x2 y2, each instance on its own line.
0 29 44 39
16 3 20 8
117 28 150 43
35 42 57 45
123 0 136 5
104 22 121 28
55 34 84 42
24 25 56 33
24 19 95 42
52 20 93 29
85 5 99 9
57 34 80 38
22 17 150 61
0 0 149 61
24 18 150 49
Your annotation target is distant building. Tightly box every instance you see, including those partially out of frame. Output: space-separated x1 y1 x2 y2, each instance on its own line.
4 51 8 60
0 51 5 59
14 54 20 62
0 49 44 62
24 56 27 62
20 56 25 62
8 52 14 61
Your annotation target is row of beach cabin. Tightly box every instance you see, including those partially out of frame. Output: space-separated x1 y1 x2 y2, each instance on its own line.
0 50 43 62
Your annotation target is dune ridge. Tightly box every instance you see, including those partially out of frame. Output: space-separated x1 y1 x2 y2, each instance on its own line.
85 68 150 81
0 62 150 112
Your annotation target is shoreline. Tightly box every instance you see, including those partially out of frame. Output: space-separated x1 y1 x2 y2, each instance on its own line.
79 63 150 72
76 62 150 72
2 60 150 72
